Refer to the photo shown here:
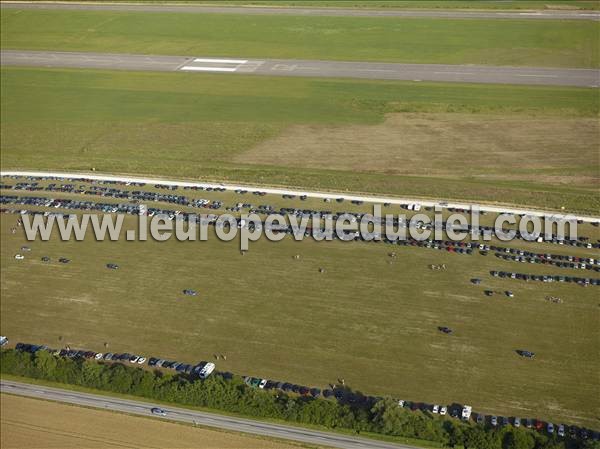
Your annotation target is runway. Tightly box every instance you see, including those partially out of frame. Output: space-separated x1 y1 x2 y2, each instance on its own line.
1 380 419 449
2 50 598 87
2 2 599 20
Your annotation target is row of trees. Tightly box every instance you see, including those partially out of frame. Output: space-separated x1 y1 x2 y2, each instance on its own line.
1 349 597 449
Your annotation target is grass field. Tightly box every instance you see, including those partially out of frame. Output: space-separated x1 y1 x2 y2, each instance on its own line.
2 9 599 68
1 205 599 428
11 1 600 9
1 67 598 214
0 393 318 449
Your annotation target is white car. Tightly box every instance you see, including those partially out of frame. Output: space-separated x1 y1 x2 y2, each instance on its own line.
129 355 140 364
94 353 103 360
397 399 405 407
137 357 146 364
558 424 565 437
258 379 268 389
14 254 24 260
198 362 215 379
461 405 472 420
432 405 439 414
439 406 447 416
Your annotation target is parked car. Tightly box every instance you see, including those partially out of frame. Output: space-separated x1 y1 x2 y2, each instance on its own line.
461 406 472 420
558 424 565 437
547 423 554 434
439 406 447 416
514 417 521 428
517 350 535 359
491 416 498 427
14 254 24 260
198 362 215 379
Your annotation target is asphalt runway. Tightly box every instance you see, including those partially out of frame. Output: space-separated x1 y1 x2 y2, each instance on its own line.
2 2 599 20
1 380 418 449
3 50 598 87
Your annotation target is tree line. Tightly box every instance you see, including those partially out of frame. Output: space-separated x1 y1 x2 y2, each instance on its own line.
1 349 597 449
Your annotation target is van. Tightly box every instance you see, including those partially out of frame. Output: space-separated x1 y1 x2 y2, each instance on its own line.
198 362 216 379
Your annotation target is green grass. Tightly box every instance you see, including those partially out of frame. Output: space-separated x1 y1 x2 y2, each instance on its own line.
12 0 600 10
1 209 598 429
1 66 599 214
1 9 598 67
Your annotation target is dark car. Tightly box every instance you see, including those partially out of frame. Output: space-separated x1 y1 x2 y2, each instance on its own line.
58 257 70 263
183 289 197 296
517 350 535 359
106 263 119 270
151 407 167 416
148 357 158 366
438 326 453 334
41 256 50 262
476 414 485 425
299 386 310 396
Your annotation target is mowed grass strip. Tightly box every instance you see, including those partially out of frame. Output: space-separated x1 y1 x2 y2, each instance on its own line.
1 67 599 213
1 216 598 428
0 393 318 449
1 9 598 67
6 1 600 9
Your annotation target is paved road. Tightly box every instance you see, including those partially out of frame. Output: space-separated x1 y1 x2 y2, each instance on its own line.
1 380 416 449
2 170 596 223
3 50 598 87
2 1 599 20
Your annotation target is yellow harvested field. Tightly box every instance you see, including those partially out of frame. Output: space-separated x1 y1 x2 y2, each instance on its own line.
0 393 320 449
236 113 599 187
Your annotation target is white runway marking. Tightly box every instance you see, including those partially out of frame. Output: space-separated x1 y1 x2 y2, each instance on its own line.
517 74 559 78
434 71 476 75
179 57 249 73
180 66 238 72
193 58 248 64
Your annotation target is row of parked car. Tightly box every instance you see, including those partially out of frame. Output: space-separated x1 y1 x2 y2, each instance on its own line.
8 340 599 440
13 342 216 379
495 252 599 272
490 270 599 286
2 175 598 249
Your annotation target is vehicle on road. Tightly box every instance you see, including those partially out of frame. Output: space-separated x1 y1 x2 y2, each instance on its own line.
151 407 167 416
